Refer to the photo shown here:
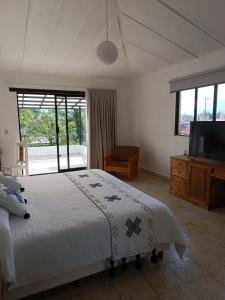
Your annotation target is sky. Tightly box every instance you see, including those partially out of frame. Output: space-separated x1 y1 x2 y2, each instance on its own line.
180 83 225 116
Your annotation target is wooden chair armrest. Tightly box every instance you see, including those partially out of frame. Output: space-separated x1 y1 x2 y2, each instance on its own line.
128 154 138 163
104 154 115 171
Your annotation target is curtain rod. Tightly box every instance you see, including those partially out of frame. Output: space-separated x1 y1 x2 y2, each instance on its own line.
9 87 86 96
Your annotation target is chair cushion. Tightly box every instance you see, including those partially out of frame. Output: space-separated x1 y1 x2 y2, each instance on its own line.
107 160 128 167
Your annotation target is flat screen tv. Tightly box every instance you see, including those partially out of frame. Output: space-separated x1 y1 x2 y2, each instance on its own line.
189 121 225 161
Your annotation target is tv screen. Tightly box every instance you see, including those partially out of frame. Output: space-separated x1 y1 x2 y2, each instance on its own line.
189 121 225 161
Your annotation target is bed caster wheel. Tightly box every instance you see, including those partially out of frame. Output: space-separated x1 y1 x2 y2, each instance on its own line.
151 249 158 264
24 199 28 204
121 257 127 273
20 187 25 192
135 254 142 270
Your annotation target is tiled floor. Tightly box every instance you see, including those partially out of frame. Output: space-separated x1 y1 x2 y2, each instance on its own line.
24 170 225 300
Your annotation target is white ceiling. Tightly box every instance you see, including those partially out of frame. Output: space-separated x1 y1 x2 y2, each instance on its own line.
0 0 225 79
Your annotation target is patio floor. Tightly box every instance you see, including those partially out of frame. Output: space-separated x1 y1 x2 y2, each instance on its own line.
29 154 87 175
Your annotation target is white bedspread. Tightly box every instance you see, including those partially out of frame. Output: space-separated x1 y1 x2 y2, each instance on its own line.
0 208 15 283
3 170 185 289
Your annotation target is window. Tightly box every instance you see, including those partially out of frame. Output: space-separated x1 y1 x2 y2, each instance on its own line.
217 83 225 121
196 85 214 121
177 89 195 136
175 83 225 136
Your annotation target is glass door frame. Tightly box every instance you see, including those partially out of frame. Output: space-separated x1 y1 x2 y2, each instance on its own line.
15 88 87 175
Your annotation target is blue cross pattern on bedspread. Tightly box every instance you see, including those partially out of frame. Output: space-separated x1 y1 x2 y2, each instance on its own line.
79 174 89 178
89 183 103 188
65 170 154 261
3 187 24 203
104 195 121 202
125 217 142 237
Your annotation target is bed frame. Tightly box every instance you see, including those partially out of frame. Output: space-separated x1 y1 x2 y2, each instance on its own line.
1 258 111 300
2 260 110 300
0 249 164 300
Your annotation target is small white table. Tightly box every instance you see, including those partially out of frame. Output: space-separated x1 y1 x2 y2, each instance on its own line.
2 165 28 177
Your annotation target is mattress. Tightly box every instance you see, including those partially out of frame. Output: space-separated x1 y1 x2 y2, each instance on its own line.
4 169 185 293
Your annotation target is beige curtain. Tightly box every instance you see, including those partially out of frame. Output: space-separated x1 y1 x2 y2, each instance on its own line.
87 88 116 169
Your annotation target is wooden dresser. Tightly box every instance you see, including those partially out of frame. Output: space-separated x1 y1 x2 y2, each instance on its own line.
170 155 225 210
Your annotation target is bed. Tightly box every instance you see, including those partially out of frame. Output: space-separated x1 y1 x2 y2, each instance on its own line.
0 169 185 300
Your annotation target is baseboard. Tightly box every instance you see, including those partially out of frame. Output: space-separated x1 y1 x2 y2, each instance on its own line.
139 166 169 180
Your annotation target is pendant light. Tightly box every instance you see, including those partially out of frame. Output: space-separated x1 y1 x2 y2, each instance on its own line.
97 0 118 64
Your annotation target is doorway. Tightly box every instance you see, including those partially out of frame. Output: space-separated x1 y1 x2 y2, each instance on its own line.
17 91 87 175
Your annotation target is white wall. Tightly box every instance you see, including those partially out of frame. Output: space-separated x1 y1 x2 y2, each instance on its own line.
129 48 225 177
0 71 131 166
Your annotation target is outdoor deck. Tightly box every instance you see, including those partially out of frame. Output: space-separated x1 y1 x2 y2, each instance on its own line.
28 145 87 175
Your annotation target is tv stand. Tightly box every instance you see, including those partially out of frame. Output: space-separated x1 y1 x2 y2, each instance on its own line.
170 155 225 210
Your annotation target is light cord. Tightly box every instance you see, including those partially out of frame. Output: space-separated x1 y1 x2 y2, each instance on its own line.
106 0 109 40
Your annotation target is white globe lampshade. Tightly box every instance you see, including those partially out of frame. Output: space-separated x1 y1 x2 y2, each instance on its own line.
97 40 118 64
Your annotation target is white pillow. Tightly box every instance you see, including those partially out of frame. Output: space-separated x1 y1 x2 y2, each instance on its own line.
0 184 30 218
0 173 23 191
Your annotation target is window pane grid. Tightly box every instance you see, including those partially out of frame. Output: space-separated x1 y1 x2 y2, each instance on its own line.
175 83 225 136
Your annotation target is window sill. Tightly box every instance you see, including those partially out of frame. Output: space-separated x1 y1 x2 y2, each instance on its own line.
174 134 190 137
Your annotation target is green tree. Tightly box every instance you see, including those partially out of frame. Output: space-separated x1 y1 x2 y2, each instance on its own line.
19 108 87 147
20 109 57 145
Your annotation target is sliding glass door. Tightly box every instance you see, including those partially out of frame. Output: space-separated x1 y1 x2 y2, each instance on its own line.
56 96 68 171
67 97 87 169
17 91 87 175
56 95 87 172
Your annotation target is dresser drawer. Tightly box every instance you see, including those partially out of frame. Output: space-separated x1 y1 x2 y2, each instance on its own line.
170 161 187 198
171 158 187 170
171 167 188 179
170 184 187 198
171 175 186 186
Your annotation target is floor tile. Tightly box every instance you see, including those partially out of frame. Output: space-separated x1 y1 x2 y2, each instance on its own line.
159 286 199 300
79 270 114 292
142 265 184 295
209 246 225 264
192 252 225 275
167 257 208 284
182 240 206 259
213 270 225 287
181 220 210 236
188 276 225 300
114 272 158 300
191 232 224 250
82 286 121 300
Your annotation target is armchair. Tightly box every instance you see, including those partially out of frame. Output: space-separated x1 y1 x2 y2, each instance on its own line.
104 146 139 181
